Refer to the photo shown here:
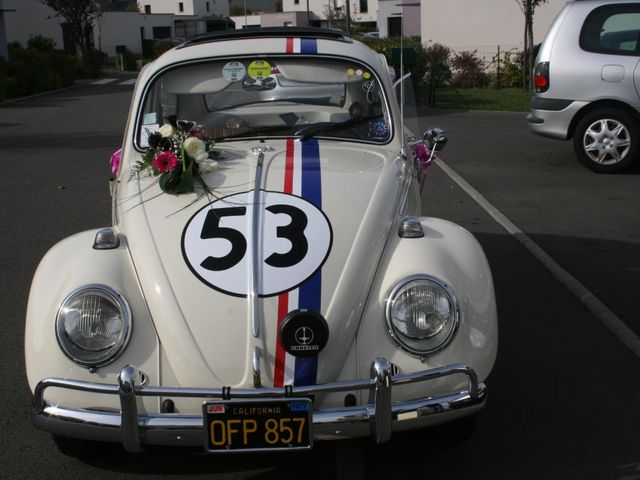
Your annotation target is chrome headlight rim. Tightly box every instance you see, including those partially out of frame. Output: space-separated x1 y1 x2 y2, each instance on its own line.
55 284 132 368
385 274 460 356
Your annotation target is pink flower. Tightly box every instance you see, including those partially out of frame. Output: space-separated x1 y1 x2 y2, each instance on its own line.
152 151 179 173
110 148 122 175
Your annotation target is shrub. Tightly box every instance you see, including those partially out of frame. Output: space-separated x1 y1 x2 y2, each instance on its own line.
424 42 452 88
82 48 107 77
120 47 137 71
0 57 7 101
154 40 176 58
26 35 57 52
6 42 76 97
501 49 524 88
359 36 430 102
450 50 488 88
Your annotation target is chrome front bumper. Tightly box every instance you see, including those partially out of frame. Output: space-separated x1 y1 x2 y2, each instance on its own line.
32 358 486 452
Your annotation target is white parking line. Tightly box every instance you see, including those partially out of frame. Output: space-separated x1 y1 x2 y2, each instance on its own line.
119 79 137 86
435 157 640 359
91 78 118 85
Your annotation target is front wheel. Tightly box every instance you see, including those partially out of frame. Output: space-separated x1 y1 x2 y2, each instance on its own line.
573 108 639 173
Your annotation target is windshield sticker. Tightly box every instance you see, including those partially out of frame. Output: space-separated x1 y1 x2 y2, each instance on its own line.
247 60 272 80
140 124 159 147
143 112 158 124
182 190 332 297
347 68 355 77
222 61 246 82
363 72 371 80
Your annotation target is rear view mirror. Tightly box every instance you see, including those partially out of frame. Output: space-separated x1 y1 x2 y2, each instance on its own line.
423 127 448 152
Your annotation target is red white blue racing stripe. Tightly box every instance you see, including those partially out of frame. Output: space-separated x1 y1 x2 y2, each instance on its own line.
285 37 318 54
274 139 322 387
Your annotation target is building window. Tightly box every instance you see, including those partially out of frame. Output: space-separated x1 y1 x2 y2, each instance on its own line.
206 1 210 12
179 2 184 12
144 4 151 14
153 26 172 39
294 0 299 4
360 0 368 13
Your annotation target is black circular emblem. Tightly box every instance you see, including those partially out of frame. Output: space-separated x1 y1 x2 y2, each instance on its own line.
279 310 329 358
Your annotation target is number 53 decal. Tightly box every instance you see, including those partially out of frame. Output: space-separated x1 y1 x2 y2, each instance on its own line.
182 190 332 297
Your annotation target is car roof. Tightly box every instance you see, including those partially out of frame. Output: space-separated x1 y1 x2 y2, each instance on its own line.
176 27 353 49
141 27 387 83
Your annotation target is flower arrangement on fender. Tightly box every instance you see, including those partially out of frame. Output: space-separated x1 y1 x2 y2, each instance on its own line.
133 116 221 195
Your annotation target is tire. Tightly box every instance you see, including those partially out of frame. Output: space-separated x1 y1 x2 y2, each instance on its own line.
573 108 639 173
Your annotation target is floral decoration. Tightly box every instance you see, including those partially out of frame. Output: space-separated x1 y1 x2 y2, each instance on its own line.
110 148 122 176
133 116 221 195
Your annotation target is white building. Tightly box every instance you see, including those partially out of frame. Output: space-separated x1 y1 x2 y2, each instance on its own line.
3 0 176 57
281 0 378 25
140 0 229 17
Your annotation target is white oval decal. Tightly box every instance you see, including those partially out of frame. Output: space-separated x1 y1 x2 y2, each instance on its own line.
182 190 332 297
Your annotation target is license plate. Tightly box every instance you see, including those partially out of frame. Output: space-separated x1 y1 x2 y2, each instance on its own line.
203 398 312 452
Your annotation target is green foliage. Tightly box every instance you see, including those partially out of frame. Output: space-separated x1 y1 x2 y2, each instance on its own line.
359 36 430 101
0 57 7 101
450 50 488 88
501 50 524 88
120 47 137 71
154 40 176 58
81 48 107 77
26 35 57 52
229 5 253 15
435 87 531 112
4 40 77 98
424 43 452 88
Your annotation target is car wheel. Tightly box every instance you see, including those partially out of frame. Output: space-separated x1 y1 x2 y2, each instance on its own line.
573 108 639 173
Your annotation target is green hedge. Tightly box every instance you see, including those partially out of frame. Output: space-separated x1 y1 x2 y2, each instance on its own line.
358 36 432 103
2 41 78 100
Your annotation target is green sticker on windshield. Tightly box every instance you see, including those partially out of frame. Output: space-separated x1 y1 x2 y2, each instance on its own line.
247 60 272 79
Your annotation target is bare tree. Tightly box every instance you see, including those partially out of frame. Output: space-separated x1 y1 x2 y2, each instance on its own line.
41 0 101 58
515 0 548 90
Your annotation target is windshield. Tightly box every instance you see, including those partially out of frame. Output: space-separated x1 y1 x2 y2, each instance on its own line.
137 56 392 146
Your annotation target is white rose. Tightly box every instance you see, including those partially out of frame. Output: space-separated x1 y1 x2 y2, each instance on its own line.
197 158 219 173
183 137 206 159
158 124 174 137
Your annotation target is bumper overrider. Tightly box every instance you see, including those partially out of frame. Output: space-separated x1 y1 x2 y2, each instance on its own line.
32 358 486 452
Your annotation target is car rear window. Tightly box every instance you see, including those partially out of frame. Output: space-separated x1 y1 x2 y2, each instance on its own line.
580 3 640 55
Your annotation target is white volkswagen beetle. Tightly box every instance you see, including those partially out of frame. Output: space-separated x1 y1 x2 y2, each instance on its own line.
26 28 497 454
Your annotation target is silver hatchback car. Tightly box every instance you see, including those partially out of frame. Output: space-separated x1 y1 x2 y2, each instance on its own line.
528 0 640 172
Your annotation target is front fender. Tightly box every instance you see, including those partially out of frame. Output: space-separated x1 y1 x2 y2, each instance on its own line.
357 217 498 399
25 229 159 412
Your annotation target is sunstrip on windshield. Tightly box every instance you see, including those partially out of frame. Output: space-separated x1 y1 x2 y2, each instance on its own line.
286 37 318 54
274 139 322 387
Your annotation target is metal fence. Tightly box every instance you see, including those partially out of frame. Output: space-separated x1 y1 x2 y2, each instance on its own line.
448 45 525 89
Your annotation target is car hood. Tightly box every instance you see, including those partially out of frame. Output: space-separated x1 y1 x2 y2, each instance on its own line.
119 139 405 388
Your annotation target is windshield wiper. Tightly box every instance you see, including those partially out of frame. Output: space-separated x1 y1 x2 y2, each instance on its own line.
294 115 383 141
213 124 295 141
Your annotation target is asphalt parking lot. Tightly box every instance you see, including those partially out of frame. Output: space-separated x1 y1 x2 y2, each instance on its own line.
1 81 639 479
419 107 640 342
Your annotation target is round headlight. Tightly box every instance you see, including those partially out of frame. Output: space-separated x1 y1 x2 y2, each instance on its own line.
385 276 459 355
55 285 132 368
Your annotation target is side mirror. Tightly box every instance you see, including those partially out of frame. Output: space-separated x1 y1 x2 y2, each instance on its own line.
423 127 448 152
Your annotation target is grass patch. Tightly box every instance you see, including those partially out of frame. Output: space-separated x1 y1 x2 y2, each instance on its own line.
432 87 532 112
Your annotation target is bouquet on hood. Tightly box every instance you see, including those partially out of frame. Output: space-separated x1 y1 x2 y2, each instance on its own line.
134 116 221 195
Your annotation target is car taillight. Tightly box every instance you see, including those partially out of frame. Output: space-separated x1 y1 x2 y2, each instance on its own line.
534 62 549 93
